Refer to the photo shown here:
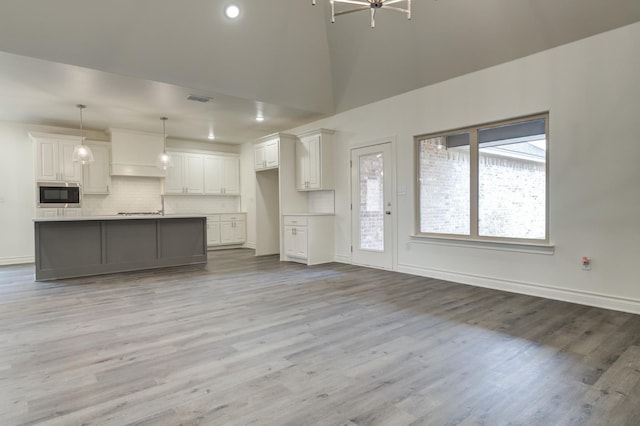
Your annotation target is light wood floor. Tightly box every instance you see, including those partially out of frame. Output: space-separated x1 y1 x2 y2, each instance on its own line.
2 249 640 425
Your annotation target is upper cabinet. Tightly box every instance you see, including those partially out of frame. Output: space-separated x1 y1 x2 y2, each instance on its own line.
31 133 83 182
204 155 240 195
254 138 279 171
164 151 240 196
83 141 111 194
295 129 335 191
164 152 204 195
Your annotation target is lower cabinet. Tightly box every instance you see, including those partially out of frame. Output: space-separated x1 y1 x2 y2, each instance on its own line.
207 213 246 248
36 208 82 218
284 224 308 259
283 215 334 265
206 216 221 246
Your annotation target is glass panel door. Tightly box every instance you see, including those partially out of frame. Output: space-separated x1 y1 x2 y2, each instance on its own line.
351 143 393 269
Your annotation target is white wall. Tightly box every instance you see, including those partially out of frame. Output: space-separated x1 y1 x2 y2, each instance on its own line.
281 22 640 313
0 123 36 264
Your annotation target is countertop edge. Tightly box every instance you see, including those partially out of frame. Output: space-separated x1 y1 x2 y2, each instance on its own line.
33 215 208 222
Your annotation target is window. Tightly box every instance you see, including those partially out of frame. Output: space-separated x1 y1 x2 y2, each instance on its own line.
416 114 548 243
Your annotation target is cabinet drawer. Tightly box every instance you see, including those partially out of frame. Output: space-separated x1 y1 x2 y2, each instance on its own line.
283 216 308 227
220 213 245 222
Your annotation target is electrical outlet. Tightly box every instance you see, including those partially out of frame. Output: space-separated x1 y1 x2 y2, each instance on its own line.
582 256 591 271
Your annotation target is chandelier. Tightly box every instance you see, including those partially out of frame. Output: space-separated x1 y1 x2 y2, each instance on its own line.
312 0 411 28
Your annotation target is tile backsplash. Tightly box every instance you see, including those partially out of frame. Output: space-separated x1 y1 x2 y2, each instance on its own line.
308 190 335 213
82 176 240 215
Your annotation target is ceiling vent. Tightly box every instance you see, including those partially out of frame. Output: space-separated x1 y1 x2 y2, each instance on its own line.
187 94 212 103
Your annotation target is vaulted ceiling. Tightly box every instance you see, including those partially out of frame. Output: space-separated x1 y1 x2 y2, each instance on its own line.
0 0 638 143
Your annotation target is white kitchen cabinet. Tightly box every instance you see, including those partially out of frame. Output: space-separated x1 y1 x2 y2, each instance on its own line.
283 214 334 265
31 133 83 182
164 152 185 194
83 141 111 194
184 154 204 194
284 224 308 259
166 152 239 196
295 129 334 191
207 213 246 247
220 213 246 245
164 152 204 194
204 155 240 195
206 216 221 246
36 208 82 218
254 138 279 170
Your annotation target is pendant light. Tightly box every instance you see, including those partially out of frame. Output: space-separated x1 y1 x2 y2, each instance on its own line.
71 104 94 164
156 117 173 170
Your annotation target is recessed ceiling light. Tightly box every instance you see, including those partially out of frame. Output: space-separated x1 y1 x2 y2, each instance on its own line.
208 133 215 140
225 5 240 19
256 116 265 122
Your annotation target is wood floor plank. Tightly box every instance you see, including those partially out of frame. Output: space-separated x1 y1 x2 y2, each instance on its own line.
1 249 639 425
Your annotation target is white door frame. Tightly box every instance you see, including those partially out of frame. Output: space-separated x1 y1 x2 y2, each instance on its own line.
349 138 397 270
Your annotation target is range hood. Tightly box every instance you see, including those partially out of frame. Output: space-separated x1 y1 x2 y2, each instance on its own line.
108 128 166 178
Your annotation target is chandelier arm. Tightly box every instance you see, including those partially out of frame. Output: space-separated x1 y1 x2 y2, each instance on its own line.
333 6 371 17
381 0 404 4
371 7 375 27
382 5 411 16
333 0 371 5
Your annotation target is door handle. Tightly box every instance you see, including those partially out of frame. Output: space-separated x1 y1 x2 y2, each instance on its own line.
385 211 391 215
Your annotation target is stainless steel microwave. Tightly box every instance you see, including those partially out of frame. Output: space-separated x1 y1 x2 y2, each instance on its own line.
37 182 81 208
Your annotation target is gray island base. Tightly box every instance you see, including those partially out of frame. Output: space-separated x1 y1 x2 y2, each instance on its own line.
34 215 207 280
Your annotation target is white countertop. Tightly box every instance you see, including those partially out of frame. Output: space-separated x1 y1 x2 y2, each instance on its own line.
33 214 207 222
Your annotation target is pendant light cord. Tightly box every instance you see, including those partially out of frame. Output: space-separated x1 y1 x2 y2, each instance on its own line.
161 117 168 154
77 104 86 146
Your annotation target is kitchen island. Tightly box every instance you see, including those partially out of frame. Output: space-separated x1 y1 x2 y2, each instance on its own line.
34 215 207 280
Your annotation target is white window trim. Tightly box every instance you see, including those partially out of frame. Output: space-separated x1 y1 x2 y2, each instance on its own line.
409 234 555 255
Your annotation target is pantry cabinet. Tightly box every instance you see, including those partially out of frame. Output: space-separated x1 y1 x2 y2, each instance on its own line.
295 129 334 191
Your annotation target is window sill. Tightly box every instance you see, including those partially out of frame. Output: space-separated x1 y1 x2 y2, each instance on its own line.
409 235 555 255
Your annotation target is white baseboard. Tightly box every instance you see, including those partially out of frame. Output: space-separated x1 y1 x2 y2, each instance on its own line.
0 256 34 266
243 242 256 249
397 263 640 315
334 254 351 264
